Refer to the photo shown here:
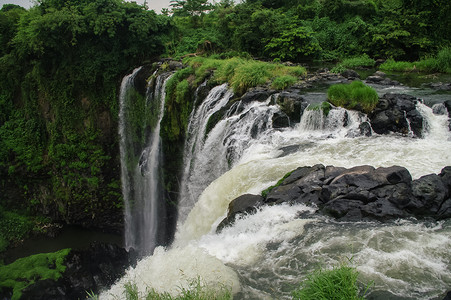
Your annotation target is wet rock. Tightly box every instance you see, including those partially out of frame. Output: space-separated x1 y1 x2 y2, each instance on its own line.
374 71 386 77
272 111 291 128
369 94 423 137
366 75 384 83
427 82 451 91
275 92 308 124
359 121 372 136
432 103 448 115
240 88 275 104
410 174 447 215
443 100 451 118
223 165 451 225
365 72 399 85
217 194 264 232
341 69 360 80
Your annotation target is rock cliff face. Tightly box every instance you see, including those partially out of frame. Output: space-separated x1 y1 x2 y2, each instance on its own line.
218 165 451 230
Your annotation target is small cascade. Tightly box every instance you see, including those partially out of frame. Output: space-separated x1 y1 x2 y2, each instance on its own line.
417 102 451 141
403 110 415 137
297 105 368 137
119 69 172 255
298 106 325 131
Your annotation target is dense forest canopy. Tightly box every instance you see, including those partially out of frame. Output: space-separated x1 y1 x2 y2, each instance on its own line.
167 0 450 61
0 0 450 251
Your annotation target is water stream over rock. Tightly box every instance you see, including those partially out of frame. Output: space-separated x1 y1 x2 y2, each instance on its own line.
106 70 451 299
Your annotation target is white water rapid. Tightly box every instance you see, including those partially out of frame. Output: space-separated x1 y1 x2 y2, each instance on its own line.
107 82 451 299
119 70 171 255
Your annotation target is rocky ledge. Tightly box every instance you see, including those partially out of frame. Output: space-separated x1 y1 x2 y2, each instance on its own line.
218 165 451 231
10 243 134 300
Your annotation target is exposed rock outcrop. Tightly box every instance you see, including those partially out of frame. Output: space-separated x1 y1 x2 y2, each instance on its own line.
218 165 451 230
369 93 424 137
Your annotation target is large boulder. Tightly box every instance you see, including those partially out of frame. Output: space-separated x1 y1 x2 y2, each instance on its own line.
217 194 264 232
369 94 424 137
217 165 451 230
274 92 308 124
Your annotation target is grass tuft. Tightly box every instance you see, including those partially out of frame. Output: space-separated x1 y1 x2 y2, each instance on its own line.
327 81 378 113
340 54 375 69
292 262 365 300
122 277 232 300
272 75 298 90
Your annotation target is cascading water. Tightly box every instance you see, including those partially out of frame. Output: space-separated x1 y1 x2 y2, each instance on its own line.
105 81 451 299
178 84 233 222
178 86 278 223
119 69 171 255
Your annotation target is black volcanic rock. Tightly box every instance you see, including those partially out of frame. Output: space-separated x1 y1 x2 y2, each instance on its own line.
218 165 451 231
369 94 424 137
217 194 264 232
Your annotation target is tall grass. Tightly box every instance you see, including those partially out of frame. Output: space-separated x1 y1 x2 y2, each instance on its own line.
122 277 232 300
184 56 307 94
436 47 451 73
292 263 366 300
327 81 378 113
341 54 375 69
331 54 375 73
380 48 451 73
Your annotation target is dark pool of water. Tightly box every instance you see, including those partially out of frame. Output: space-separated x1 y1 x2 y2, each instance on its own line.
3 226 123 264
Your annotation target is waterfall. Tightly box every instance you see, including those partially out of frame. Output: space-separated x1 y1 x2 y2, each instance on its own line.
119 69 171 255
178 84 233 222
106 76 451 300
178 90 279 223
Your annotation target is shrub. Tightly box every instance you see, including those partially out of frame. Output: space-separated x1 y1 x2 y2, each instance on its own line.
327 81 378 113
292 263 365 300
379 59 415 72
0 249 71 300
0 210 33 250
340 54 375 69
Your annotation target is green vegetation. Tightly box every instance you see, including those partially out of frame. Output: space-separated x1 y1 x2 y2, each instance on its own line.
0 0 172 237
184 56 306 94
327 81 379 113
0 209 33 252
122 277 232 300
307 102 332 116
292 262 365 300
333 54 376 73
167 0 451 63
261 170 294 198
380 48 451 73
0 248 71 300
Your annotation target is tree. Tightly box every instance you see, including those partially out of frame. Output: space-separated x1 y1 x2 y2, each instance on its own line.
170 0 213 17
